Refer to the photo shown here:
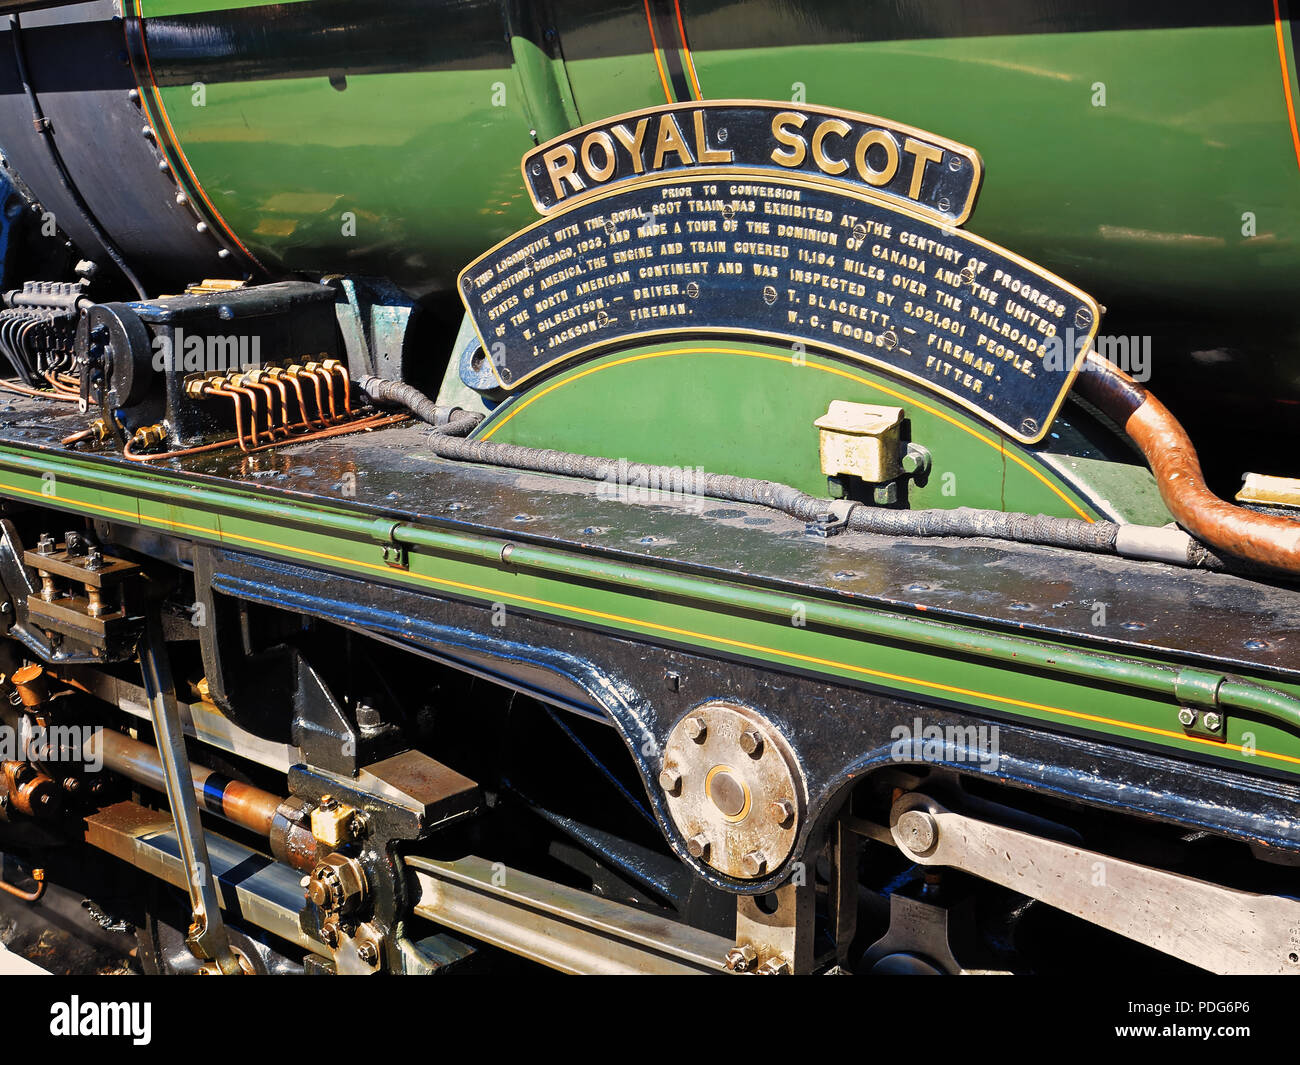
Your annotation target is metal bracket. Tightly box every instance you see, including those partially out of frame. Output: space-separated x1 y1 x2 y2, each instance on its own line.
804 499 857 539
887 792 1300 975
381 523 408 569
1177 705 1225 740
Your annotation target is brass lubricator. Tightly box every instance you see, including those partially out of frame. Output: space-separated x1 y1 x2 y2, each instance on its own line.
181 356 356 451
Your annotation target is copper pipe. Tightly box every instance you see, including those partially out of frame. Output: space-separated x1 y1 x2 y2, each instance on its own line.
209 381 251 451
299 365 328 426
226 379 265 446
1076 351 1300 573
0 866 44 902
263 372 293 433
308 361 339 421
123 412 407 462
247 377 280 437
281 369 318 429
324 360 352 415
0 379 79 403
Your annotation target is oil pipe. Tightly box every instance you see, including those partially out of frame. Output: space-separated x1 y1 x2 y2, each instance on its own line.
1075 351 1300 574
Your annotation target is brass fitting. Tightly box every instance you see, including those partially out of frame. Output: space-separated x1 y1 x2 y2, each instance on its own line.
11 663 48 709
129 423 168 450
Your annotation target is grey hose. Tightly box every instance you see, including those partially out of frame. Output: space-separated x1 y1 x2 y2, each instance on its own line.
361 378 1228 569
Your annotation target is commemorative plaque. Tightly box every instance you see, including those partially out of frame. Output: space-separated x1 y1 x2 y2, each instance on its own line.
464 102 1101 445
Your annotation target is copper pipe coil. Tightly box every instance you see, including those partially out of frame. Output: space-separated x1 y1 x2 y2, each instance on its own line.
308 361 340 420
1076 351 1300 573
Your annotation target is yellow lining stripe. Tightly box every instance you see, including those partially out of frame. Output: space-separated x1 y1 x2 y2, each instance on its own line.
643 0 674 104
673 0 704 101
479 345 1093 521
0 469 1293 769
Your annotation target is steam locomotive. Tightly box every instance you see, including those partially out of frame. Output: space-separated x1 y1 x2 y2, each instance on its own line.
0 0 1296 976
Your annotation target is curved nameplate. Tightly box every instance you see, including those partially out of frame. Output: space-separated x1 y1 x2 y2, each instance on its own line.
522 101 983 227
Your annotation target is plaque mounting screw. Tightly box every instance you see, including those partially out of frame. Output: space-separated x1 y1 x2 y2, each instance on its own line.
1075 307 1093 329
948 155 962 171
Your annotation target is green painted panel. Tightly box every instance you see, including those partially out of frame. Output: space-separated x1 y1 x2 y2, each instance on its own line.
691 27 1299 311
475 342 1101 520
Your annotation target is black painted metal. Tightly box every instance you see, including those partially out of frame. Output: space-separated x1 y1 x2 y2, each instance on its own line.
0 2 239 294
201 543 1300 899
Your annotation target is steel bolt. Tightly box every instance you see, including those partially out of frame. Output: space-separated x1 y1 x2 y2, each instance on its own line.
658 766 682 794
724 944 757 972
768 798 795 827
741 850 767 877
896 810 938 854
739 729 764 757
1203 712 1222 732
1177 707 1196 727
356 942 379 966
686 832 710 860
684 715 707 743
757 955 790 976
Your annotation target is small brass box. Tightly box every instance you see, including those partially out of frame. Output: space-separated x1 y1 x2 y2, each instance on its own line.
310 797 358 848
813 401 904 483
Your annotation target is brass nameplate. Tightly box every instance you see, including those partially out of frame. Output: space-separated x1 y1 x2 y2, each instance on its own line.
522 101 983 227
460 175 1098 444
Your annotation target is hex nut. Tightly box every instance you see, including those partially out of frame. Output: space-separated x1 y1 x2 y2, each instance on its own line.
1177 707 1196 727
686 832 710 859
768 798 795 827
741 850 767 877
739 729 764 757
684 715 707 743
659 766 683 794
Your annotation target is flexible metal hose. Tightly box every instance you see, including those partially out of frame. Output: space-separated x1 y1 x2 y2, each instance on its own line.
360 377 1227 568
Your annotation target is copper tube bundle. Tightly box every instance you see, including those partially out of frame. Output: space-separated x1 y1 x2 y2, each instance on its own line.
183 357 355 451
